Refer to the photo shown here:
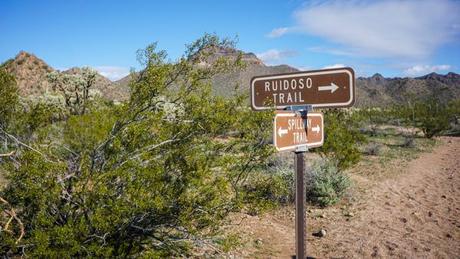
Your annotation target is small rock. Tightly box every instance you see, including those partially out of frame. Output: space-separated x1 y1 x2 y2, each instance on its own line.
255 238 263 246
428 211 433 217
313 229 327 238
441 195 447 199
345 212 354 217
446 233 452 238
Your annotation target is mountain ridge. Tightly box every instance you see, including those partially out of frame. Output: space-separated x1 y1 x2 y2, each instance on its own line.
2 50 459 107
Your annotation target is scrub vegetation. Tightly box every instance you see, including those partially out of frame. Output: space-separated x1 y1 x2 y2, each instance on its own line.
0 34 459 257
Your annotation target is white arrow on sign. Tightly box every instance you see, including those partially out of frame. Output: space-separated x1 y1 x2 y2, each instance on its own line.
278 127 288 137
318 82 339 93
312 125 320 133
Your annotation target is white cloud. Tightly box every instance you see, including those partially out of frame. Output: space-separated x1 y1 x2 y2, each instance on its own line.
404 64 451 76
266 27 290 38
256 49 297 64
277 0 460 59
308 46 355 57
94 66 130 81
323 64 346 69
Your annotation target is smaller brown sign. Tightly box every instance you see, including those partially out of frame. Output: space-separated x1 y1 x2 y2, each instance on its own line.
273 111 324 152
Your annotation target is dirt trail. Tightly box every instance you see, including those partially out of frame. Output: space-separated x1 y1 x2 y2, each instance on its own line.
232 137 460 258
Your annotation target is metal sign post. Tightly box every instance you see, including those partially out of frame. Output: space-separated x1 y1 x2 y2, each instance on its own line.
295 150 306 259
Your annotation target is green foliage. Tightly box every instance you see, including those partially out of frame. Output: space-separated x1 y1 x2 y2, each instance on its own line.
9 101 66 142
316 109 366 170
63 108 117 153
391 98 453 138
306 159 351 207
0 69 19 129
216 233 241 253
0 34 274 257
0 59 14 69
241 171 290 215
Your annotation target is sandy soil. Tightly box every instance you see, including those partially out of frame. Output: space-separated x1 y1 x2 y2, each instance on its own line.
228 137 460 258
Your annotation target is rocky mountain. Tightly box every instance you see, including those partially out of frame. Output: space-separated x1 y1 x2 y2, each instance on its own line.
1 51 54 96
2 50 459 107
1 51 129 102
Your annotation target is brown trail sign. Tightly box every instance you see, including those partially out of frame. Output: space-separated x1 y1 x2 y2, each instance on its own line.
250 67 355 110
250 67 356 259
273 111 324 152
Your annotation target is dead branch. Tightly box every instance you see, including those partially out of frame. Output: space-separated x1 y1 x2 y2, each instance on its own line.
0 128 54 163
0 196 25 244
0 150 15 157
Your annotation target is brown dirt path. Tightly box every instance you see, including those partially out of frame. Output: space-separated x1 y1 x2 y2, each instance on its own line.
230 136 460 258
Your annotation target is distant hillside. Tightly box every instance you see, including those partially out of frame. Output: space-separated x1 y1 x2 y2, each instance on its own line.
356 72 460 107
116 48 459 107
64 67 129 101
2 50 459 107
210 50 459 106
1 51 129 102
114 47 299 97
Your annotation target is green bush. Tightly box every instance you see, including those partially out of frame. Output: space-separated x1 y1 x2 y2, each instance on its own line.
306 159 350 207
0 69 19 129
392 98 452 138
0 34 274 257
315 109 366 170
241 171 290 215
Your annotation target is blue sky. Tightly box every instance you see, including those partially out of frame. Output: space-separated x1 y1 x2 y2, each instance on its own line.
1 0 459 80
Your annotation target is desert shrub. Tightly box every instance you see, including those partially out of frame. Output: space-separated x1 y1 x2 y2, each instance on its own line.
63 108 117 153
315 109 366 170
447 99 460 135
0 34 274 257
391 98 454 139
0 69 19 129
0 59 13 69
242 171 291 215
401 136 415 148
355 108 390 136
11 101 65 141
363 142 382 156
306 159 350 207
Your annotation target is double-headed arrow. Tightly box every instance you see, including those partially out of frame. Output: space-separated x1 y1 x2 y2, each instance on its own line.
279 125 320 137
318 82 339 93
